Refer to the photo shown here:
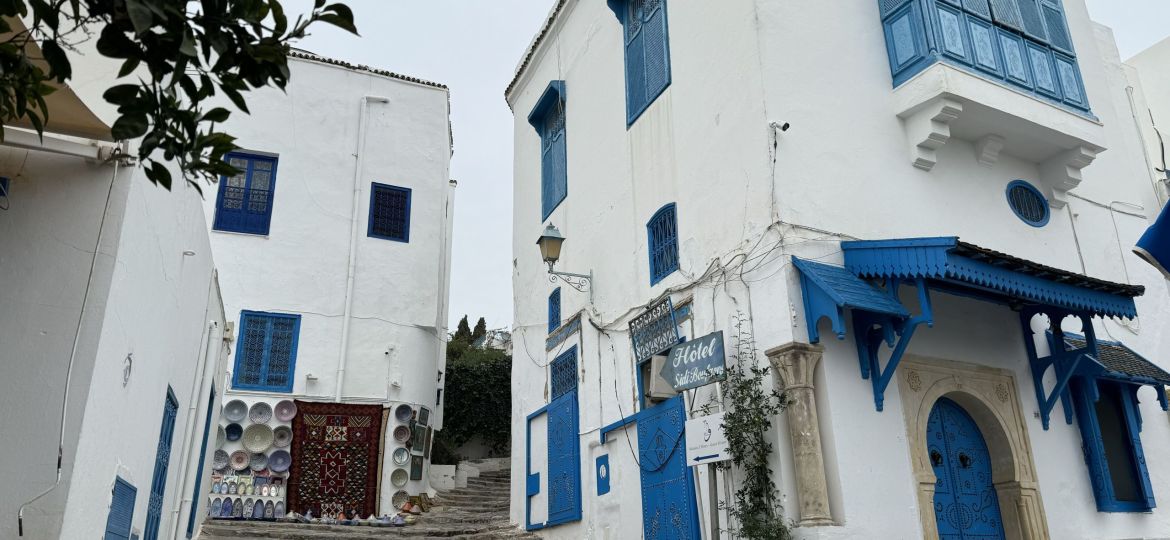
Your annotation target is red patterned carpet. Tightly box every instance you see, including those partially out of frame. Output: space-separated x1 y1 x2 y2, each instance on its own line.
287 401 385 518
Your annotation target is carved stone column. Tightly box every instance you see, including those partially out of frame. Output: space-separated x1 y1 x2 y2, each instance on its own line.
766 341 834 527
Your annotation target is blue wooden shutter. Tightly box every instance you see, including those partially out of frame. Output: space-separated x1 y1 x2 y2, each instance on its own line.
185 385 215 538
264 316 298 391
548 288 562 334
213 155 250 233
643 0 671 106
235 313 268 388
1071 378 1112 510
104 478 137 540
625 0 647 124
243 157 276 234
144 389 179 540
1122 386 1157 510
546 347 581 526
1040 0 1072 53
540 99 568 220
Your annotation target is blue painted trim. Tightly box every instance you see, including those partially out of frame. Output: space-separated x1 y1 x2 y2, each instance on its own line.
524 404 548 531
185 384 215 538
599 409 648 444
546 315 581 351
792 257 911 343
367 182 412 243
1005 180 1050 227
1071 378 1157 512
647 203 679 285
231 310 301 393
851 278 934 411
212 152 279 236
143 387 179 540
527 81 566 130
596 455 611 495
548 288 561 335
529 81 568 221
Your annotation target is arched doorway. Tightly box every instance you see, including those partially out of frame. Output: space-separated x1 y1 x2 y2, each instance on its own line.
927 397 1005 539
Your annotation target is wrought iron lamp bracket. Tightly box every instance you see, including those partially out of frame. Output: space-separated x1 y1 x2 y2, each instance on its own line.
547 262 593 303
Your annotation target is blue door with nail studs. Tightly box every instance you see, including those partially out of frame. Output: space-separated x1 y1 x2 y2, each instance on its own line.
546 347 581 526
637 395 699 540
928 398 1005 540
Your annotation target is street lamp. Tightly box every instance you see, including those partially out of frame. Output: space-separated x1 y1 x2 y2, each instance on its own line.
536 224 593 298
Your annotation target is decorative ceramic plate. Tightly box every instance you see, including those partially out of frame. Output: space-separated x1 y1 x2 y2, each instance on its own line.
243 498 255 518
248 402 273 424
394 404 413 423
393 425 411 443
216 425 226 449
210 498 222 517
275 502 285 519
264 501 275 518
225 423 243 442
268 450 291 472
390 468 408 487
249 452 268 472
274 399 297 422
213 450 230 471
260 485 269 497
272 426 292 448
220 498 233 517
233 498 243 518
223 400 248 422
229 451 250 471
243 424 274 452
391 490 409 508
393 447 410 465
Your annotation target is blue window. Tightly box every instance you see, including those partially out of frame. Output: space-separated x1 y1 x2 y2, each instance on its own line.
528 81 568 220
1005 180 1049 227
185 384 215 538
647 203 679 285
879 0 1089 114
104 477 136 540
143 388 179 540
1072 379 1156 512
232 311 301 393
213 153 278 235
611 0 672 125
368 183 412 242
548 288 562 334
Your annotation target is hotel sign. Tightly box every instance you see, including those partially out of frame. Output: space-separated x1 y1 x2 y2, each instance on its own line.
629 298 679 364
662 331 726 391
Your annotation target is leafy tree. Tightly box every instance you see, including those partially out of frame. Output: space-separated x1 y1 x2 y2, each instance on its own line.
453 315 472 343
434 316 511 464
0 0 356 191
471 317 487 342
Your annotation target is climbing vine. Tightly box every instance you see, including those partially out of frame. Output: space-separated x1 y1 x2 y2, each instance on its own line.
719 314 793 540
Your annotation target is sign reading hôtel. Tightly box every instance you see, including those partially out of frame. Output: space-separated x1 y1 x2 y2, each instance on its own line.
662 331 726 391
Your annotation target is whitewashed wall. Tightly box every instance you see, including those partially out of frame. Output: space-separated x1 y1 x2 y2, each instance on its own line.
508 1 1170 539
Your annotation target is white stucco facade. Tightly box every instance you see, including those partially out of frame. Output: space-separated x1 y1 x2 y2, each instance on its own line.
507 1 1170 539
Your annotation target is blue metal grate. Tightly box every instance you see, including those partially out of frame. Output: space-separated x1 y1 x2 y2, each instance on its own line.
647 203 679 285
143 388 179 540
1005 180 1050 227
368 183 411 242
550 347 578 400
548 288 562 334
233 311 301 392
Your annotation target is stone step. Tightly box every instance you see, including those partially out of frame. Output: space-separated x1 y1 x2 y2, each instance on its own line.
435 493 510 504
201 520 530 539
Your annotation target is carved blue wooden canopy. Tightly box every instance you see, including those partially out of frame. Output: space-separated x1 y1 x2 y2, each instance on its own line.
793 237 1147 413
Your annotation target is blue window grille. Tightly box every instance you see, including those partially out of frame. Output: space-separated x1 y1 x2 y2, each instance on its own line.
143 388 179 540
548 288 562 334
104 477 137 540
232 311 301 393
528 81 568 221
1072 379 1156 512
185 384 215 538
647 203 679 285
610 0 672 125
213 153 278 235
1005 180 1049 227
879 0 1090 114
368 183 412 242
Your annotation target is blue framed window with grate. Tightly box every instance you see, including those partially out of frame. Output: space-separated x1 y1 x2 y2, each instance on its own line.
143 388 179 540
647 203 679 285
232 311 301 393
104 477 136 540
528 81 568 221
609 0 672 125
1072 378 1156 512
1005 180 1050 227
548 288 562 334
213 152 278 235
368 183 412 242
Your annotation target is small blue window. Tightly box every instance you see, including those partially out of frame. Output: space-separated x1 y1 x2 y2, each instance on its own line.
104 477 136 540
368 183 412 242
213 153 278 235
232 311 301 393
1072 379 1156 512
1005 180 1049 227
611 0 672 125
647 203 679 285
529 82 568 221
548 288 562 334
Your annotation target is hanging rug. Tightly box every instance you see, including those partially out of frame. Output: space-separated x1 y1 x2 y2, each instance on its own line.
286 401 385 518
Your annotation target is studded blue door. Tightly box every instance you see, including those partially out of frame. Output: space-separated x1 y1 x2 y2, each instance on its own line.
546 348 581 526
928 398 1005 540
144 388 180 540
638 395 699 540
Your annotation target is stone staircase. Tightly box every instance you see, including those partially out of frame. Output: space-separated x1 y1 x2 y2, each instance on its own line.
199 469 535 539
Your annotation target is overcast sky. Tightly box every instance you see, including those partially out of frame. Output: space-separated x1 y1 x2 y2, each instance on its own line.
295 1 1169 332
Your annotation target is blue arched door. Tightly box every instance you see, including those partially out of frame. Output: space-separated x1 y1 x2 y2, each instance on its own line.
927 398 1005 540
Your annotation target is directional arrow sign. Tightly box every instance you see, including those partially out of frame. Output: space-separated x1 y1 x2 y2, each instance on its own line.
685 412 730 466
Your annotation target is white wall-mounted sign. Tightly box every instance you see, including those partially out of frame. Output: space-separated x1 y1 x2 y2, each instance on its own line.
685 412 730 466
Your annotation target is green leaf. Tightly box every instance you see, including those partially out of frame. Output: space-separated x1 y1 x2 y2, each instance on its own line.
317 5 358 35
180 30 197 57
148 160 173 190
125 0 154 35
219 84 249 113
117 58 140 78
202 107 230 123
102 84 140 105
110 114 149 140
40 40 71 80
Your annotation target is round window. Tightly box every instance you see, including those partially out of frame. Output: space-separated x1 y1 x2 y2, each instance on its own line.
1005 180 1050 227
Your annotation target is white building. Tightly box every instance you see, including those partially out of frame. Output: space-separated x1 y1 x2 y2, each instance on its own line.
507 1 1170 539
197 51 455 518
1128 38 1170 202
0 37 230 540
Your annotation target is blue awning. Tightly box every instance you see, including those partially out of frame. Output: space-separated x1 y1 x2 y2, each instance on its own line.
1063 333 1170 386
841 237 1143 319
792 257 910 343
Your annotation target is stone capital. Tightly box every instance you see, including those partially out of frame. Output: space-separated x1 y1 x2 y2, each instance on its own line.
765 341 824 390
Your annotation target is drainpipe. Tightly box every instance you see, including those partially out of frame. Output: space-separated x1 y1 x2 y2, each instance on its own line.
336 95 389 402
168 319 219 540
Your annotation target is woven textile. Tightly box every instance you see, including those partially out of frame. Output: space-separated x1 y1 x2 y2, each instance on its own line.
287 401 384 517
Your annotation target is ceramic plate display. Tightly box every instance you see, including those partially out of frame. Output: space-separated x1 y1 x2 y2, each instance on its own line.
410 456 424 481
390 468 408 487
394 404 413 423
392 447 409 466
272 426 292 448
243 498 255 518
223 400 248 422
260 485 269 497
220 498 233 517
210 498 222 517
253 498 266 519
410 424 426 455
264 501 275 518
248 401 273 424
213 450 230 470
243 424 274 452
274 399 297 422
391 490 409 508
393 425 411 443
229 451 250 471
216 425 226 449
233 498 243 518
225 423 243 442
275 502 285 519
417 407 431 426
249 452 268 472
268 450 291 473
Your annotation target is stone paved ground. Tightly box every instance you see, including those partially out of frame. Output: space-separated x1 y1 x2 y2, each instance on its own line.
200 470 536 539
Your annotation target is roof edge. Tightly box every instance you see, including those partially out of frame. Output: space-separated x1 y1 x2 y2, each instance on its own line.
288 49 448 90
505 0 570 106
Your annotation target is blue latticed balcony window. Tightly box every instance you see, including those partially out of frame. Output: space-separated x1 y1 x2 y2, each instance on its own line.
233 311 301 393
213 152 278 235
611 0 672 125
548 288 562 334
647 203 679 285
368 182 412 242
879 0 1089 114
